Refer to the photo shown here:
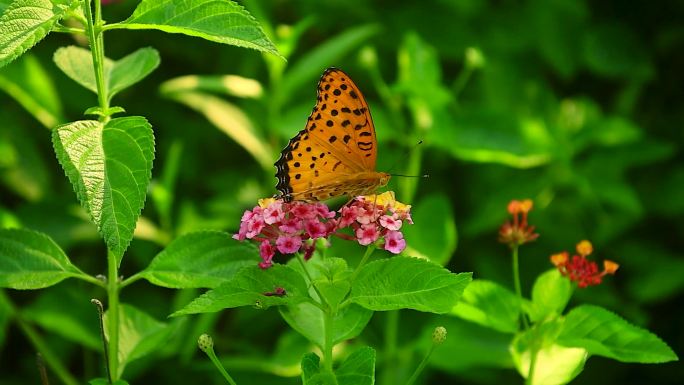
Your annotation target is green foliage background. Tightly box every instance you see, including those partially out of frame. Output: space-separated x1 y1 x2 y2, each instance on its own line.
0 0 682 383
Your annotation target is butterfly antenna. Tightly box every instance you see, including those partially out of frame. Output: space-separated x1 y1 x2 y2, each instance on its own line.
387 140 428 178
390 173 430 178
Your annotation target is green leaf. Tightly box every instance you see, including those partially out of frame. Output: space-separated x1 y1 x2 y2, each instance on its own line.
279 24 379 104
159 74 263 98
311 257 351 309
582 22 653 79
0 228 85 289
138 231 260 288
23 284 100 349
0 53 63 127
280 302 372 348
350 257 472 313
162 90 273 169
0 291 12 347
451 279 520 333
0 0 72 68
336 346 375 385
301 353 323 385
108 47 160 99
53 46 98 93
558 305 678 363
114 0 281 58
89 379 129 385
434 110 553 168
104 305 171 377
52 117 155 260
530 269 572 322
53 46 160 101
172 264 309 315
512 339 587 385
0 110 51 201
402 193 457 265
427 317 513 372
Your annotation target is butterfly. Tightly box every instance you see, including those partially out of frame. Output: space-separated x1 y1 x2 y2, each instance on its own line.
275 68 390 202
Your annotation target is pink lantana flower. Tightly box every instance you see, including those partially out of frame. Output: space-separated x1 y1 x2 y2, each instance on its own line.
355 224 380 246
233 192 413 268
384 231 406 254
276 235 302 254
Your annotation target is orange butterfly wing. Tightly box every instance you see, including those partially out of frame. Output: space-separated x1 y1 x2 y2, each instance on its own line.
275 68 389 202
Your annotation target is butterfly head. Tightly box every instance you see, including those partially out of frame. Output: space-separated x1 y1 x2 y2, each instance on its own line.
378 172 391 188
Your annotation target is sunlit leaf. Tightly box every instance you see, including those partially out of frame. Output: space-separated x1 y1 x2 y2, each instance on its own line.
160 74 263 98
530 270 572 322
52 117 155 260
0 0 72 68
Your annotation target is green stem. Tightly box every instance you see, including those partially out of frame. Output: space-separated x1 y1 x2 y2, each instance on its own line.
382 310 400 385
405 343 435 385
107 251 120 380
76 273 107 289
526 346 539 385
511 245 529 329
0 291 78 385
452 65 474 102
81 0 109 121
206 348 238 385
91 299 111 384
323 306 335 376
349 246 374 283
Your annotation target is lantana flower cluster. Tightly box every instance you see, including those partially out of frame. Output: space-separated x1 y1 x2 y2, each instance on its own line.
234 192 412 269
498 199 539 248
550 240 619 288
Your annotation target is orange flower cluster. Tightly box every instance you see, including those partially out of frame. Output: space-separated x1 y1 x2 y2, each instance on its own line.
498 199 539 248
551 240 619 288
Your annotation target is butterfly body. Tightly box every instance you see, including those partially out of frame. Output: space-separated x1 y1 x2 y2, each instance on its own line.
275 68 390 202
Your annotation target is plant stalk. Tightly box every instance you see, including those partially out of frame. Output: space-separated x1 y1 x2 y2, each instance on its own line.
350 246 375 283
405 343 436 385
107 251 120 380
512 245 529 329
81 0 109 121
526 346 539 385
323 306 335 375
382 310 400 385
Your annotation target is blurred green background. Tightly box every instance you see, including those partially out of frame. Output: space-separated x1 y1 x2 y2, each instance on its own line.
0 0 682 383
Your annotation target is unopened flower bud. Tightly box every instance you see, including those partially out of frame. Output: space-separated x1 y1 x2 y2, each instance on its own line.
465 47 485 69
550 252 569 267
198 334 213 353
359 46 378 69
576 240 593 257
432 326 447 345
